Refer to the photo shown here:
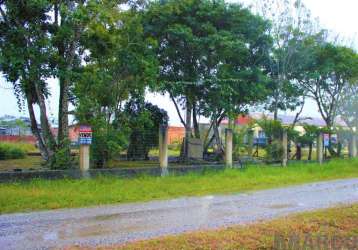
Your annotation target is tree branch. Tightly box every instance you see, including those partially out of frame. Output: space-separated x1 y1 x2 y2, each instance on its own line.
169 91 186 127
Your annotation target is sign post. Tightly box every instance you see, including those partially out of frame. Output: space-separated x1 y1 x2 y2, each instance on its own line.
79 125 92 173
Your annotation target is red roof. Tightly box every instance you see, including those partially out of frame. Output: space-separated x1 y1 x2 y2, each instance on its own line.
221 115 252 126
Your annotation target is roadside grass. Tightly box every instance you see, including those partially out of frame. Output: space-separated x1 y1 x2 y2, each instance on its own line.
108 204 358 250
0 158 358 214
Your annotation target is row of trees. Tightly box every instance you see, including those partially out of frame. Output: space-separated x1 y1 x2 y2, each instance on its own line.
1 0 357 168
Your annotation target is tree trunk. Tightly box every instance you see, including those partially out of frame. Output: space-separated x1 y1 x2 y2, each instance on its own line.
181 97 192 161
192 103 200 139
58 76 69 147
33 81 56 159
273 106 278 121
308 143 312 160
296 144 302 160
26 93 49 161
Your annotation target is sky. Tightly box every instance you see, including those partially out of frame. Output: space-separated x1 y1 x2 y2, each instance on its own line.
0 0 357 126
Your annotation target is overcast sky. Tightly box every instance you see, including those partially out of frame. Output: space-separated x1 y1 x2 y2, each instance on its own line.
0 0 357 125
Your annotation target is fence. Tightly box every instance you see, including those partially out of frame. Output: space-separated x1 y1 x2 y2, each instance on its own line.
1 126 357 177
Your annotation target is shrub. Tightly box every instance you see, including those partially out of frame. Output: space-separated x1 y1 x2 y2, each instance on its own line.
265 140 283 162
0 145 10 160
168 140 181 151
9 147 25 159
0 143 26 160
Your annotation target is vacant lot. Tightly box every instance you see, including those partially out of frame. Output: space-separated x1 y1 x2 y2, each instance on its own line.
112 204 358 250
0 159 358 214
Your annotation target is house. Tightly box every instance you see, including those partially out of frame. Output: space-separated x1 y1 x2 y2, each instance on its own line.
168 126 185 144
250 113 347 140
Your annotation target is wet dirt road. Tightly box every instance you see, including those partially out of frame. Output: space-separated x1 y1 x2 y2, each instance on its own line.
1 178 358 249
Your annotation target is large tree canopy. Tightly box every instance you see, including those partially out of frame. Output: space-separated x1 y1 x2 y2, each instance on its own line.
143 0 272 158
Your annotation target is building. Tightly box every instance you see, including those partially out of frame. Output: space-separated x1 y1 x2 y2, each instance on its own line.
250 113 347 139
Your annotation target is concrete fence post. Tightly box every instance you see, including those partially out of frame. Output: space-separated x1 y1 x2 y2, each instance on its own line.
349 133 357 158
317 132 323 164
159 125 169 176
225 128 233 168
247 129 254 157
79 144 90 173
282 129 288 167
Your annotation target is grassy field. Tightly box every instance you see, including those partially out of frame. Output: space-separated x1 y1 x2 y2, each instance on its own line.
110 204 358 250
0 156 43 171
0 158 357 214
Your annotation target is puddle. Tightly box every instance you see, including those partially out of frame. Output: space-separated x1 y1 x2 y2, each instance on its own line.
92 213 123 222
268 203 295 209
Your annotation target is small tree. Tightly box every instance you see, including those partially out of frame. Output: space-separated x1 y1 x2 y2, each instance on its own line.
296 124 319 160
124 100 169 160
255 0 320 121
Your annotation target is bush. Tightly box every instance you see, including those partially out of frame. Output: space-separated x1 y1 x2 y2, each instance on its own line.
0 145 9 160
168 140 181 151
9 147 26 159
0 143 26 160
265 140 283 162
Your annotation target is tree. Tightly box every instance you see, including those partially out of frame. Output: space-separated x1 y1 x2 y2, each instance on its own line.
302 43 358 155
0 1 57 162
256 117 285 162
296 124 319 160
73 3 158 167
0 1 138 167
144 0 272 159
303 44 358 129
255 0 320 121
124 99 168 160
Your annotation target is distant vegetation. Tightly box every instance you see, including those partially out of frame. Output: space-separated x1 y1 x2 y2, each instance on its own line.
0 143 26 160
0 142 37 161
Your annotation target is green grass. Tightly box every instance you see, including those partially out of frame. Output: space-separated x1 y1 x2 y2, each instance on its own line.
0 158 358 214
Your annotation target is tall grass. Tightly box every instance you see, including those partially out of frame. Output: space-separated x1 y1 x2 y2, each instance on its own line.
0 158 357 214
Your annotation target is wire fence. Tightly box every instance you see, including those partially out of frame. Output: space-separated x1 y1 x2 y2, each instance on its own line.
0 125 357 172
